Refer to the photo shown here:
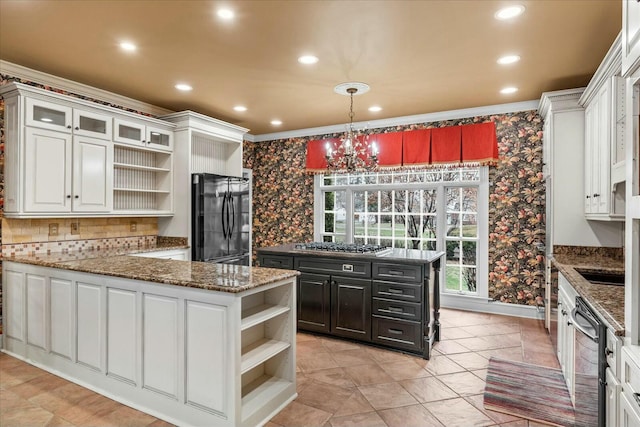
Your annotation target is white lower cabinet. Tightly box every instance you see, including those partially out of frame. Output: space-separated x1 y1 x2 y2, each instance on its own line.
558 274 576 401
129 248 189 260
1 261 296 427
608 367 621 427
621 346 640 427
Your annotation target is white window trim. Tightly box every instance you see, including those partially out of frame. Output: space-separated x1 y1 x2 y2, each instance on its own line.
313 168 490 300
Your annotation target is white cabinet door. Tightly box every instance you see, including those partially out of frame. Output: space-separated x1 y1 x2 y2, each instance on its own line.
143 294 179 398
4 269 25 341
185 300 228 417
50 277 74 360
584 102 595 214
114 118 146 147
73 109 112 140
26 273 48 351
620 392 640 427
77 282 103 371
107 288 137 384
24 127 72 212
595 84 611 214
146 126 173 152
25 98 72 133
607 368 621 427
622 0 640 76
72 136 113 212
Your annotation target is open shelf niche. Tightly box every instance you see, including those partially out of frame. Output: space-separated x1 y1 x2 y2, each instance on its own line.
239 283 295 423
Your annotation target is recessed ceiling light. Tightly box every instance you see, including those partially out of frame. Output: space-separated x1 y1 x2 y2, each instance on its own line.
175 83 193 91
271 120 282 126
494 5 525 20
500 87 518 94
298 55 319 65
217 8 234 20
497 55 521 65
368 106 382 112
119 41 137 52
234 105 247 112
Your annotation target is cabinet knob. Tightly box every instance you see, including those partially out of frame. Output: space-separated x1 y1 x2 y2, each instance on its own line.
66 195 71 199
142 140 146 144
66 125 72 129
74 195 79 199
75 126 79 130
593 193 600 197
586 195 591 199
605 348 613 356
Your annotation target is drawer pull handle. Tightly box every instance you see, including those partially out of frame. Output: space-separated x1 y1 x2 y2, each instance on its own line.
388 270 404 276
387 288 403 294
342 264 354 272
605 348 613 357
388 307 404 313
388 328 403 335
634 393 640 406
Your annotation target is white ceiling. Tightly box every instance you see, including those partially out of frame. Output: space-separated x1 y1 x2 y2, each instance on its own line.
0 0 621 136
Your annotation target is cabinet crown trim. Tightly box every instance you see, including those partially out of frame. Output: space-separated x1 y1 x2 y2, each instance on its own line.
579 32 623 106
538 88 585 116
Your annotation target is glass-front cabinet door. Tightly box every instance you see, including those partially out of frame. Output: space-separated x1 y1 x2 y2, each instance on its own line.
114 118 145 146
26 98 72 132
73 109 112 140
146 126 172 151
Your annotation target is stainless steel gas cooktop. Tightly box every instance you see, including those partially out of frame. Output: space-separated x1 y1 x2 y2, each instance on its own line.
294 242 392 255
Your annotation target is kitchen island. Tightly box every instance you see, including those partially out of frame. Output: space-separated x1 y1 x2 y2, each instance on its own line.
257 243 444 359
2 251 299 427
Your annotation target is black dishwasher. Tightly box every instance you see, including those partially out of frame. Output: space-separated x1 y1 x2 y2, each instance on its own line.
570 296 606 427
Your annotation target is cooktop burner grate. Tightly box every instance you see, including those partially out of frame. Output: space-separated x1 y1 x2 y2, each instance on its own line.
294 242 391 254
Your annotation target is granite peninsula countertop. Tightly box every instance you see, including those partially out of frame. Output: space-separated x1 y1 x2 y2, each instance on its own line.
4 245 299 293
258 243 445 264
551 253 625 335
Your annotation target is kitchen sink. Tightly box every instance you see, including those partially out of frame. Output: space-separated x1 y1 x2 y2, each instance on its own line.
575 268 625 286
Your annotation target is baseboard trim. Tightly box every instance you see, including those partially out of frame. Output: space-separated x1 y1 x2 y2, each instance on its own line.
441 294 545 320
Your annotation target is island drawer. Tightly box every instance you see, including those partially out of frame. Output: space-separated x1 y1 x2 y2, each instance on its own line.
258 255 294 270
294 257 371 278
372 316 422 352
372 262 423 284
372 298 421 321
372 280 422 303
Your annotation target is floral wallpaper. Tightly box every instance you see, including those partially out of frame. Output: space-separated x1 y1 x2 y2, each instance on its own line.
244 111 546 305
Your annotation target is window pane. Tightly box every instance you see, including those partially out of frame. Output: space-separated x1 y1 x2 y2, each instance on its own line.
446 265 461 291
324 191 335 210
446 241 461 262
446 213 460 236
408 171 424 182
380 238 392 248
462 188 478 212
423 240 437 251
462 267 477 292
324 213 335 232
462 241 477 265
323 176 334 186
446 187 460 210
423 189 437 213
378 174 392 184
335 175 348 185
423 216 437 238
367 192 379 212
365 174 378 184
381 191 393 212
462 214 477 237
462 169 480 181
354 191 365 213
443 171 459 181
394 239 405 249
395 191 407 212
323 235 333 242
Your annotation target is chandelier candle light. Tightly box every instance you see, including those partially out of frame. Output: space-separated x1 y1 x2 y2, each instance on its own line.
326 82 379 172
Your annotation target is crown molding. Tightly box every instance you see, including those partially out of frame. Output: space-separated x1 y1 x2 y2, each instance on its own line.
249 99 540 142
579 31 622 106
538 88 585 116
0 60 174 117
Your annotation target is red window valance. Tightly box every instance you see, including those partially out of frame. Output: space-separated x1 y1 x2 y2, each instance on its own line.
305 122 498 173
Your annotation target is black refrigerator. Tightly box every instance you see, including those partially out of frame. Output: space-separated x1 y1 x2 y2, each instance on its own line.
192 173 251 265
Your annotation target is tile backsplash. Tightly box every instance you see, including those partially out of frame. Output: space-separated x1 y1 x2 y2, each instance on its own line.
1 217 158 257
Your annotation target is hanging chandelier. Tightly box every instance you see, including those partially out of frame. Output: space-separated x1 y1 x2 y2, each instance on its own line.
325 82 379 172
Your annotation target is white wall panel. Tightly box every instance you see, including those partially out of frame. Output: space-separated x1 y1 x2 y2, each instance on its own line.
5 270 25 341
143 294 178 398
26 273 47 350
77 283 102 370
185 300 227 416
107 288 137 383
50 277 74 359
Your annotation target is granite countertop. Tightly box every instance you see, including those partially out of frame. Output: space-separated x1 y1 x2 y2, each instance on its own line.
5 245 299 293
258 243 445 264
551 253 625 335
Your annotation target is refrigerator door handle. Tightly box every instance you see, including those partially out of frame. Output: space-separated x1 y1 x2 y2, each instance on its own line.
221 192 228 239
229 194 236 239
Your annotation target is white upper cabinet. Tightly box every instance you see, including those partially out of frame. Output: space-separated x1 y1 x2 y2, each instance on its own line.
580 34 626 221
26 97 112 140
0 82 175 217
622 0 640 77
114 118 173 152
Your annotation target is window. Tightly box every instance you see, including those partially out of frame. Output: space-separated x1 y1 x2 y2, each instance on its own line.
315 168 488 296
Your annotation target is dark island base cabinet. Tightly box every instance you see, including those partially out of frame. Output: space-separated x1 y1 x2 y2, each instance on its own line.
257 251 442 359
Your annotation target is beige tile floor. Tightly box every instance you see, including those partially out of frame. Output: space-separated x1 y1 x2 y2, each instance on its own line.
0 308 559 427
